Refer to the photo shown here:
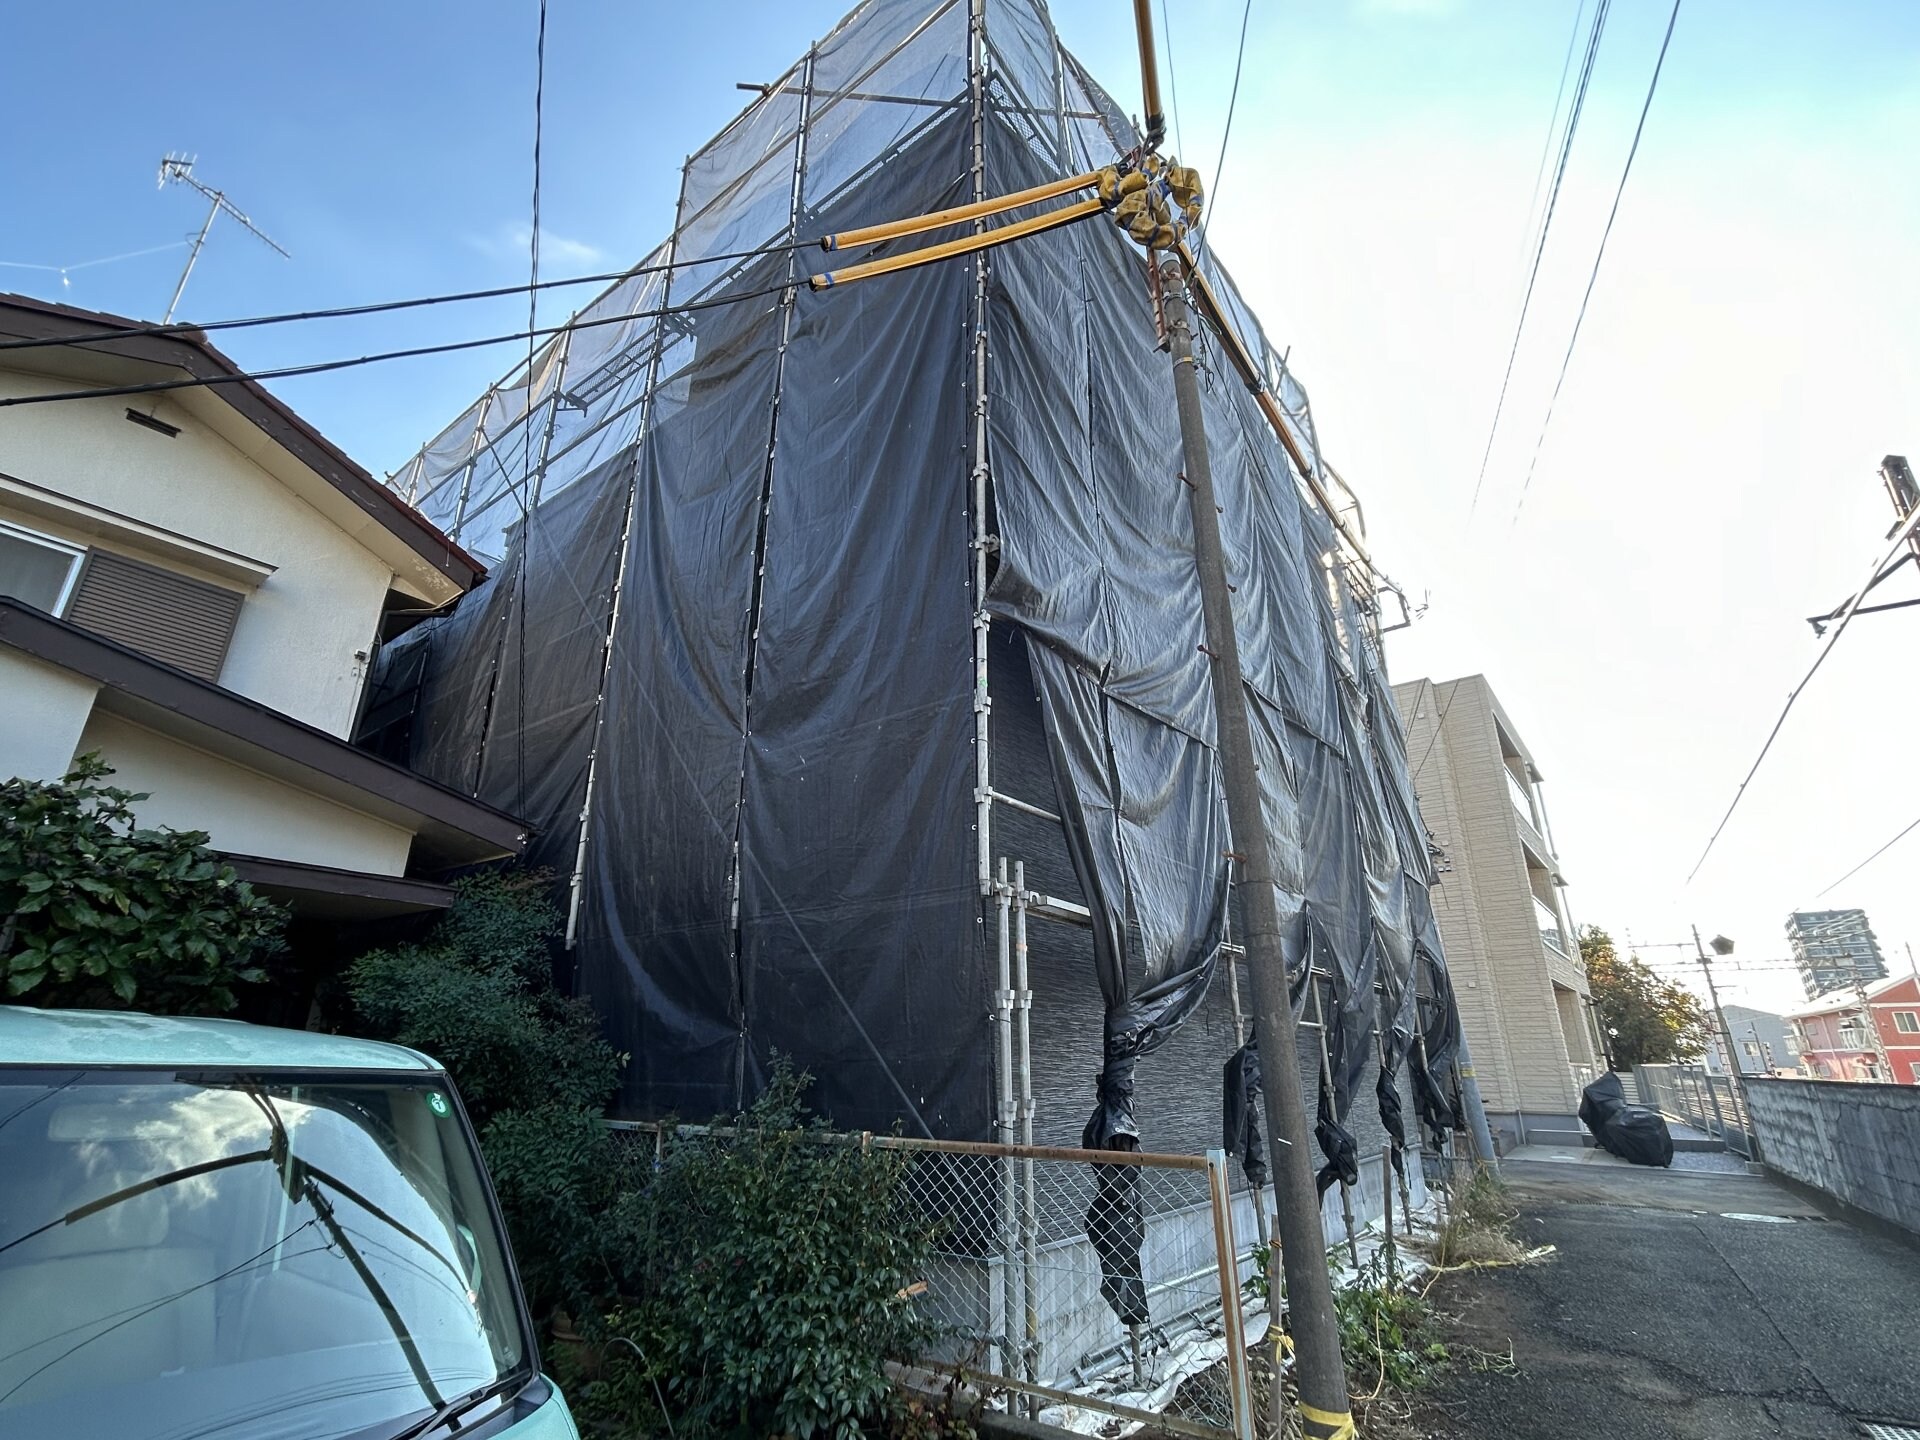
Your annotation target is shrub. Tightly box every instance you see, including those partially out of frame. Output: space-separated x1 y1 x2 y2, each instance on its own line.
1335 1272 1444 1394
343 872 619 1126
483 1103 636 1320
341 871 626 1321
584 1065 938 1440
0 754 284 1012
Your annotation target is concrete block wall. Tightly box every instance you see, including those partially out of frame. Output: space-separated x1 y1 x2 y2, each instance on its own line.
1746 1078 1920 1236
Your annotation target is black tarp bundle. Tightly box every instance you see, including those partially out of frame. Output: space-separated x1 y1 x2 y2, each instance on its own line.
363 3 1472 1322
1579 1072 1674 1168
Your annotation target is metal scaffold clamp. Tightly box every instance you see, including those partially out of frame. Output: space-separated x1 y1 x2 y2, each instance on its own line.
1100 153 1203 253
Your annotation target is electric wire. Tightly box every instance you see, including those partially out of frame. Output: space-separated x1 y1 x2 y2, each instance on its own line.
1158 0 1185 163
1467 0 1612 516
1814 812 1920 899
1510 0 1682 526
1687 495 1920 882
0 280 793 411
1408 676 1464 784
1515 1 1591 276
1192 0 1254 277
513 0 550 818
0 240 816 355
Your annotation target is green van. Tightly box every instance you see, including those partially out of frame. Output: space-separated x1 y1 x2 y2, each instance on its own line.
0 1007 578 1440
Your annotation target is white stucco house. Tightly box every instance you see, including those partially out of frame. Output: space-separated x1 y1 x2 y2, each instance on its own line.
0 292 525 949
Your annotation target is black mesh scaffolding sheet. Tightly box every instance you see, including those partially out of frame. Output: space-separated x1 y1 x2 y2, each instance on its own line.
364 0 1468 1167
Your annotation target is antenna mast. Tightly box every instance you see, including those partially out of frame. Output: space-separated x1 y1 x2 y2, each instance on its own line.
158 154 289 322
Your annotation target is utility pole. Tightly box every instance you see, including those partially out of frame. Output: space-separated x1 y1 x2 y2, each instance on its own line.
1693 926 1760 1161
1160 254 1352 1440
1851 975 1893 1082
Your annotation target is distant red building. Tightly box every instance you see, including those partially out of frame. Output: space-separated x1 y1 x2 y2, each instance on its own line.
1786 974 1920 1084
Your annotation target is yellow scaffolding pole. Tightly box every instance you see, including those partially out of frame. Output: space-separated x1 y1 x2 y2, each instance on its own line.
820 171 1102 252
809 195 1103 291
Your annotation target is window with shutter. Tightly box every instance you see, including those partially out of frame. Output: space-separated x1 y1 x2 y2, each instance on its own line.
65 549 245 682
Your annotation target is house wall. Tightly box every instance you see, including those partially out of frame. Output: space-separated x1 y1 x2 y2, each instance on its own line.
1393 675 1593 1132
74 710 414 875
0 372 392 737
0 650 99 782
1790 977 1920 1084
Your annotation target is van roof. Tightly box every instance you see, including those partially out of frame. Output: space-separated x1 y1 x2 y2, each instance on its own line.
0 1007 439 1073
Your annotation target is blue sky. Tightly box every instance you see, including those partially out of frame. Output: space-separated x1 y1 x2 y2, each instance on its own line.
6 1 1919 1009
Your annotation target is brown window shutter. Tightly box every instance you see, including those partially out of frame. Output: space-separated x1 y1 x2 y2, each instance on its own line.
66 550 244 682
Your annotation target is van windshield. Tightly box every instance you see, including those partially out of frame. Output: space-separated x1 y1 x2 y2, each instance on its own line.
0 1069 528 1440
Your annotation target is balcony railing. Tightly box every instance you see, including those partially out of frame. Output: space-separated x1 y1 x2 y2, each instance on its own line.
1505 765 1536 828
1536 894 1566 955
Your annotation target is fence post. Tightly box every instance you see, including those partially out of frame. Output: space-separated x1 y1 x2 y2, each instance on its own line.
1700 1066 1729 1141
1206 1150 1256 1440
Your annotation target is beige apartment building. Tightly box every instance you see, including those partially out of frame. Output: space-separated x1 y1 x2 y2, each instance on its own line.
1392 674 1603 1146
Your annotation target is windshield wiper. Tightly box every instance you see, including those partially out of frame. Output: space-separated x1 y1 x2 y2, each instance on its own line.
0 1148 274 1258
384 1366 534 1440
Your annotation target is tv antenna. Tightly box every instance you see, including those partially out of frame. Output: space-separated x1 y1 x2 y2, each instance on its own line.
157 154 289 322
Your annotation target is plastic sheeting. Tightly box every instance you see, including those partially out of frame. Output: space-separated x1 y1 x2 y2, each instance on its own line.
361 0 1466 1166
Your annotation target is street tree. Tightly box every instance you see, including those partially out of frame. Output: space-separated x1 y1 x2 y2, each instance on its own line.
1580 924 1714 1068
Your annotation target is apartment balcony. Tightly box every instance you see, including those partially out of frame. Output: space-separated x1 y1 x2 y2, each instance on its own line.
1536 894 1568 957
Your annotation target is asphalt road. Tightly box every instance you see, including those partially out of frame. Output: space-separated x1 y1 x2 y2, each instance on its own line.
1420 1158 1920 1439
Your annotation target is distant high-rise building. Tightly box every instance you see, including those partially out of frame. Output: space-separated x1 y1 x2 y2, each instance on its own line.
1786 909 1888 1001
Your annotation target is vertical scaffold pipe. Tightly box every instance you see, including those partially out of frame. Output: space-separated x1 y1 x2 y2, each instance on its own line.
1159 256 1353 1440
967 0 994 903
1014 861 1040 1399
995 858 1020 1377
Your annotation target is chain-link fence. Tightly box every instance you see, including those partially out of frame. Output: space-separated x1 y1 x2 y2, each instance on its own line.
611 1124 1260 1439
1634 1064 1756 1159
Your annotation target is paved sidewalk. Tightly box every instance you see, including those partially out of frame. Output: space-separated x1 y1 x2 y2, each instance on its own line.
1504 1141 1751 1175
1420 1158 1920 1439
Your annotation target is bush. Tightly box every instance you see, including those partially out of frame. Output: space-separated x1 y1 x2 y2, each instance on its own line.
341 871 626 1322
583 1065 938 1440
344 872 619 1126
483 1103 635 1320
1335 1271 1444 1394
0 754 284 1012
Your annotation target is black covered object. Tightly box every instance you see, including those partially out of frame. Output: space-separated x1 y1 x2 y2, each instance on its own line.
1579 1073 1674 1168
363 0 1470 1159
1222 1041 1267 1187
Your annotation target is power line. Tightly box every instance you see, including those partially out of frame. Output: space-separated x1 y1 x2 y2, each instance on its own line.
0 240 812 356
1467 0 1612 515
1158 0 1185 162
1193 0 1253 276
513 0 551 818
1815 812 1920 899
1514 1 1590 276
1408 675 1463 784
1688 498 1920 881
1510 0 1682 525
0 280 793 411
